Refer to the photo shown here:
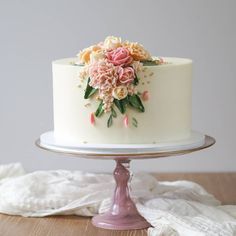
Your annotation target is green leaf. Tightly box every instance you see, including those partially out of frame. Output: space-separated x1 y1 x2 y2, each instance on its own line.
107 114 113 128
133 74 139 85
141 60 158 66
132 117 138 128
84 78 98 99
128 95 145 112
114 97 128 114
137 91 142 96
111 107 117 118
95 101 104 117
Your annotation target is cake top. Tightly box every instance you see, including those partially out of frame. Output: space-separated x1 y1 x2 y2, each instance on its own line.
75 36 164 66
54 57 192 66
56 36 190 128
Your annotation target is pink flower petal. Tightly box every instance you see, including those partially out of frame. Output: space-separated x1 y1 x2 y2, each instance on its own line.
90 113 95 125
124 115 129 127
142 91 150 101
159 57 164 64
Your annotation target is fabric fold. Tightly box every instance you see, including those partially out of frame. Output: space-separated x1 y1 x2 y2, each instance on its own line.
0 163 235 236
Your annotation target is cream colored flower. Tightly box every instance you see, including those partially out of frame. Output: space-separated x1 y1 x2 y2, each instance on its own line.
123 41 151 61
90 50 105 63
103 36 122 50
112 85 128 100
131 60 143 72
77 45 102 64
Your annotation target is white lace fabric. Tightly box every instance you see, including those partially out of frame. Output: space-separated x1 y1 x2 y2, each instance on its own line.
0 163 236 236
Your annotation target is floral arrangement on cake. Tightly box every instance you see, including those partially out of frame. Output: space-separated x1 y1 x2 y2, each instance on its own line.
76 36 164 127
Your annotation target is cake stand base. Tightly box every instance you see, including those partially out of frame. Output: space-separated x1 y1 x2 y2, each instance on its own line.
92 160 151 230
92 212 149 230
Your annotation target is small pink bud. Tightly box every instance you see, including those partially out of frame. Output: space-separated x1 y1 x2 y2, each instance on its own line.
123 115 129 128
142 91 150 101
90 113 95 125
159 57 164 64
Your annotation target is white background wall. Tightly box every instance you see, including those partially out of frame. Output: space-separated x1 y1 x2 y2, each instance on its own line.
0 0 235 173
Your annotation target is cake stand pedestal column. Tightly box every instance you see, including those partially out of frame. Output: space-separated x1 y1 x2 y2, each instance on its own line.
92 160 150 230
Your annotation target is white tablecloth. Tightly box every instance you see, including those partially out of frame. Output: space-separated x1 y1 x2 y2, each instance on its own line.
0 163 236 236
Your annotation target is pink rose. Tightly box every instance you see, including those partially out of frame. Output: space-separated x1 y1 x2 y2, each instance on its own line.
106 47 133 66
118 66 135 84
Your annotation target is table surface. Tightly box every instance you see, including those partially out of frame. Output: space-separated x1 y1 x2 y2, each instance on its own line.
0 173 235 236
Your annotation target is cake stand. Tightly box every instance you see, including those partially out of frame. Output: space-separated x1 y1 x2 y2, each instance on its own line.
36 131 215 230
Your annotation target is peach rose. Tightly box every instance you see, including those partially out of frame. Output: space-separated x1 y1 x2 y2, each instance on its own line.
118 66 135 84
123 42 151 61
106 47 133 66
77 45 102 64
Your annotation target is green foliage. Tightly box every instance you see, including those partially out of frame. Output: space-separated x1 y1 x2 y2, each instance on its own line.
95 101 104 117
128 94 145 112
132 117 138 128
114 97 128 114
141 60 158 66
84 78 98 99
107 114 113 128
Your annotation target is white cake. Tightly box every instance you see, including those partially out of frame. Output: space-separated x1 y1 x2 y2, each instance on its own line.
52 53 192 144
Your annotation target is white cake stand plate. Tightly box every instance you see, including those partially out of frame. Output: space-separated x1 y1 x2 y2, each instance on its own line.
38 131 208 159
36 131 215 230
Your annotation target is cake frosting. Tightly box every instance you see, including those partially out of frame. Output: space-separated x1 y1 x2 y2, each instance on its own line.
52 37 192 145
52 37 192 144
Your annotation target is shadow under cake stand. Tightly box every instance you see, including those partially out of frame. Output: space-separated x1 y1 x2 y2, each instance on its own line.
36 131 215 230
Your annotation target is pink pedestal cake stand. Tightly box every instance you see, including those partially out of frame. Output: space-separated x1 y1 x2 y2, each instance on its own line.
36 131 215 230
